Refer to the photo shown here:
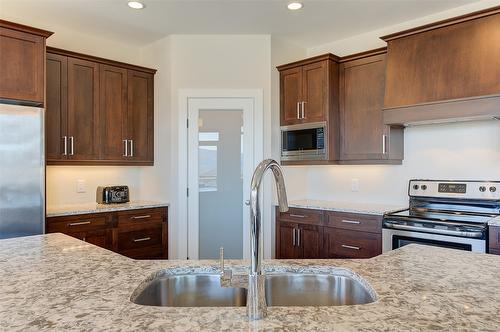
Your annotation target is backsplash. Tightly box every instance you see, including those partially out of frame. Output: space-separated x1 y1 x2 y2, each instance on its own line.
46 166 142 206
283 120 500 205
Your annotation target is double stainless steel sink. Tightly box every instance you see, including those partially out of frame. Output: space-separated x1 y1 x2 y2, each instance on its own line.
130 270 377 307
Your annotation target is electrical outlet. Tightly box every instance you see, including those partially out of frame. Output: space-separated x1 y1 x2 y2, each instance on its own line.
76 179 87 193
351 179 360 192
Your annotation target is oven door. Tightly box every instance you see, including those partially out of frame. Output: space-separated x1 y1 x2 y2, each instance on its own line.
382 228 486 253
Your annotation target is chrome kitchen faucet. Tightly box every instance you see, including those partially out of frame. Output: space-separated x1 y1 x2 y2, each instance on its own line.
247 159 289 320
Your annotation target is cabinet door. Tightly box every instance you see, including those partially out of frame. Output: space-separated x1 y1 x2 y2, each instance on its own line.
46 53 68 161
99 64 128 161
340 54 388 161
280 67 303 125
127 70 154 163
298 224 323 259
69 230 110 249
0 27 45 104
302 61 328 123
277 221 300 259
67 58 100 160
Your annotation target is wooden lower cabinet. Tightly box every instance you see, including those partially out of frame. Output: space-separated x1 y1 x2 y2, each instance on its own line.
276 207 382 259
489 226 500 255
323 228 381 259
46 207 168 259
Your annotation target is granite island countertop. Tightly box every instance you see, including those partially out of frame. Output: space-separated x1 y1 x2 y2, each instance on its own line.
287 199 406 215
46 200 169 217
1 234 500 331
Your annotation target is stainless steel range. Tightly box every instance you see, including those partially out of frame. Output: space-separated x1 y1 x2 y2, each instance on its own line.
383 180 500 253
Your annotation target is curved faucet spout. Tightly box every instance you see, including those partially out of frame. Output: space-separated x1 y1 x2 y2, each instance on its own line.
247 159 289 320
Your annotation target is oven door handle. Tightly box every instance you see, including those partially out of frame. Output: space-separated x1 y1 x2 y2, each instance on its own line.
383 220 484 238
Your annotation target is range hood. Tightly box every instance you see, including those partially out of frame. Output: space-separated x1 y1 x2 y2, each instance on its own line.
383 94 500 126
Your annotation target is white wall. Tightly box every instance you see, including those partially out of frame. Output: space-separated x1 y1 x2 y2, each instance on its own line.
139 35 273 258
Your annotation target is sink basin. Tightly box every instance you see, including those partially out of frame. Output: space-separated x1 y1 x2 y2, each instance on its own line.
265 273 375 306
131 274 247 307
131 269 377 307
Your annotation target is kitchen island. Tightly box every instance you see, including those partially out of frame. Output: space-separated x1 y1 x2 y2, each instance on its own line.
1 234 499 331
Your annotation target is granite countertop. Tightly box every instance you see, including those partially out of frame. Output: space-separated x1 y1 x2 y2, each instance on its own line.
46 200 170 217
288 199 406 215
1 234 500 331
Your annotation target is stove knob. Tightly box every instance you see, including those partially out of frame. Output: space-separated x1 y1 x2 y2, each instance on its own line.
479 186 487 192
490 186 497 193
413 184 420 190
421 185 427 190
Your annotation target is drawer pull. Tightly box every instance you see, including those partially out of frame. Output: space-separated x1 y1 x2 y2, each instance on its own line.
341 244 360 250
130 215 151 220
289 214 306 218
341 220 361 225
133 237 151 242
68 221 91 226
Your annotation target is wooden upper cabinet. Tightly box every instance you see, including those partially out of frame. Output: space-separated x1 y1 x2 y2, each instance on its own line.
46 53 68 160
0 20 52 105
127 70 154 163
302 61 328 123
278 54 338 127
382 7 500 125
46 47 156 165
280 67 303 125
339 49 403 164
100 64 128 161
67 57 100 161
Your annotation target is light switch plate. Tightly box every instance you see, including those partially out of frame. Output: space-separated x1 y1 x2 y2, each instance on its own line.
76 179 87 193
351 179 360 192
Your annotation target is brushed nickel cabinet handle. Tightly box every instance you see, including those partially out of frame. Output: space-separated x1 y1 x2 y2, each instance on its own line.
292 228 296 246
62 136 68 156
341 244 360 250
290 214 306 218
296 102 300 119
130 215 151 220
301 101 307 119
68 221 91 226
133 237 151 242
341 219 361 224
123 139 128 157
297 228 301 247
129 140 134 157
382 134 387 155
69 136 74 156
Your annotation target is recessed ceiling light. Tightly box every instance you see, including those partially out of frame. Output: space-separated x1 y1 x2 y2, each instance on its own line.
287 2 303 10
128 1 145 9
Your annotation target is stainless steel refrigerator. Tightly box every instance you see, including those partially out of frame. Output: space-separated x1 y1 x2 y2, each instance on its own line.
0 103 44 239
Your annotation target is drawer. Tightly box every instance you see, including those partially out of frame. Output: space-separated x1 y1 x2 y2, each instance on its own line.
278 207 323 225
489 249 500 255
117 208 165 229
489 226 500 250
116 226 163 252
326 211 382 234
120 245 164 260
325 228 381 259
47 214 108 233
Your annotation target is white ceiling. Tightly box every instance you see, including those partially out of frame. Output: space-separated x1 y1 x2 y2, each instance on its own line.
0 0 480 48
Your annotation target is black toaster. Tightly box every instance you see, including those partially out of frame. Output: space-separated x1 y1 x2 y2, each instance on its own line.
96 186 130 204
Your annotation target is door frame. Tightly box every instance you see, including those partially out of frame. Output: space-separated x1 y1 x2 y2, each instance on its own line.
178 89 264 260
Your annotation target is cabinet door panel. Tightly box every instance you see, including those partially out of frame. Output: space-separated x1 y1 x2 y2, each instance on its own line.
67 58 99 160
280 67 302 125
127 70 153 163
0 27 45 103
46 53 68 161
299 224 323 259
100 64 128 160
302 61 327 123
277 221 299 259
340 54 387 160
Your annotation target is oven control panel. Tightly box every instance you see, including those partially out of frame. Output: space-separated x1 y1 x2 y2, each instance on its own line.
409 180 499 200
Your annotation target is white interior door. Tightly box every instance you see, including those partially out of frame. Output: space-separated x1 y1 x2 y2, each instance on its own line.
187 98 255 259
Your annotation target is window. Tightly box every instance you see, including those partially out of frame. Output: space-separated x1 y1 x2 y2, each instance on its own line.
199 132 219 192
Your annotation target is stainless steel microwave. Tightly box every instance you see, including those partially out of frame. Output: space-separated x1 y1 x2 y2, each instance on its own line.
281 122 327 161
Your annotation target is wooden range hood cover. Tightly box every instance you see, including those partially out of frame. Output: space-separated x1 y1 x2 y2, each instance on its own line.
380 6 500 126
